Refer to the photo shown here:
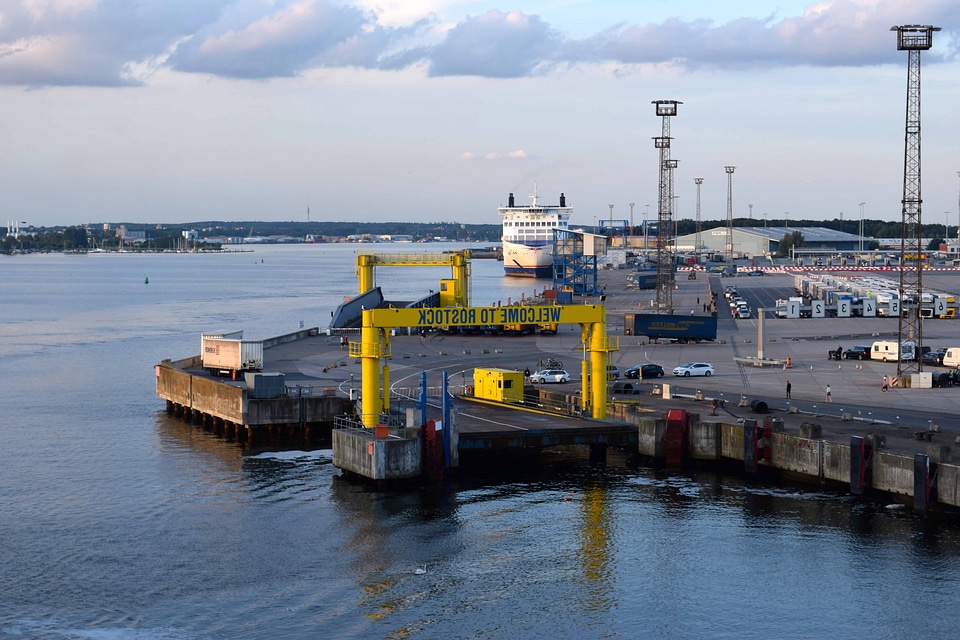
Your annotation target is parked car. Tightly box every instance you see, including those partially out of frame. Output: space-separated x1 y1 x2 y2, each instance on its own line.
932 371 953 387
607 365 620 380
530 369 570 384
748 269 765 276
673 362 714 377
625 363 665 379
923 348 946 366
843 345 871 360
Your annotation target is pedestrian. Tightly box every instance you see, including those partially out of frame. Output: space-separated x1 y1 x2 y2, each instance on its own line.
882 375 888 392
785 380 791 399
420 330 426 345
697 296 700 304
690 309 695 316
825 384 832 402
339 335 345 349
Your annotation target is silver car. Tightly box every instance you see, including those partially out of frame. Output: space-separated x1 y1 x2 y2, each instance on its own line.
531 369 570 384
672 362 714 377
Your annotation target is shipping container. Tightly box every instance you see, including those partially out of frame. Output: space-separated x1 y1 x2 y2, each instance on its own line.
624 314 717 342
202 335 264 377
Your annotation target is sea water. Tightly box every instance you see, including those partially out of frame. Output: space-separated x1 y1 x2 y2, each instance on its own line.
2 244 960 640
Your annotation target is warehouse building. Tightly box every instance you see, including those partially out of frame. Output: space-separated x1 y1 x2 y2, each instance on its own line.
675 226 868 258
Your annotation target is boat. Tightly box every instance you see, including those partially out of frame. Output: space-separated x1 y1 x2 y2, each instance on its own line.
499 184 572 278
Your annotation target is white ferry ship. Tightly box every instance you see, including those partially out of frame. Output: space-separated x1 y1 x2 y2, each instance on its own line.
499 185 572 278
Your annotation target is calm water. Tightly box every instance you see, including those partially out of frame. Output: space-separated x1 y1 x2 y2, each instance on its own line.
2 244 960 640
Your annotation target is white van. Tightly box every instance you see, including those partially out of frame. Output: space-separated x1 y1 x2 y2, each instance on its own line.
942 347 960 368
871 340 916 362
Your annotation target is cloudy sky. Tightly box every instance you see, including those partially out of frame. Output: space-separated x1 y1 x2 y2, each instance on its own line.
2 0 960 228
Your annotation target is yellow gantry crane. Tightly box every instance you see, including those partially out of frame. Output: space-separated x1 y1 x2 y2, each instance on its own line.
356 250 472 308
350 250 614 426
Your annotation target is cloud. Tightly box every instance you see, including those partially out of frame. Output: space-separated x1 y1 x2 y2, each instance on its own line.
460 150 527 160
0 0 229 86
427 9 561 77
568 2 960 69
168 0 385 78
0 0 958 87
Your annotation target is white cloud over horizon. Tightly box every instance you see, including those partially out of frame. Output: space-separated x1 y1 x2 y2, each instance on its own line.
2 0 960 228
0 0 958 87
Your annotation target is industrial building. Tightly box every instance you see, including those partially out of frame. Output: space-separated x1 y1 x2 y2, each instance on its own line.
675 226 867 258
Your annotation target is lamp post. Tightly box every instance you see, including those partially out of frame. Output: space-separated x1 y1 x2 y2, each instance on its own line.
763 213 767 228
644 205 649 252
629 202 635 237
785 212 789 229
860 202 867 253
749 203 753 220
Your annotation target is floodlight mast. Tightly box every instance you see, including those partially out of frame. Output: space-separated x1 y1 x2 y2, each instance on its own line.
652 100 681 313
694 178 704 256
725 166 736 263
892 24 938 377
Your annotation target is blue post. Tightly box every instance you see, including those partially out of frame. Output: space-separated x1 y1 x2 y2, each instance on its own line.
442 371 451 469
419 371 427 427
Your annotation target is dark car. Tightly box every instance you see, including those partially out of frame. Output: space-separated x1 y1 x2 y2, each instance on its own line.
843 345 871 360
932 371 953 387
748 270 765 276
923 349 946 366
624 363 665 379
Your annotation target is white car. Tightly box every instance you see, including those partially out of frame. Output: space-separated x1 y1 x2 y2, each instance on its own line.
531 369 570 384
673 362 714 377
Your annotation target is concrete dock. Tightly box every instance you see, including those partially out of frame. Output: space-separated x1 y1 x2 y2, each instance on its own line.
156 266 960 512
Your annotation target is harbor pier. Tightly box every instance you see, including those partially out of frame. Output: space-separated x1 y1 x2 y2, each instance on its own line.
156 266 960 514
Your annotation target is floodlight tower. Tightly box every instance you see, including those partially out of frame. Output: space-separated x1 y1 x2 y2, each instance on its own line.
725 166 736 263
694 178 704 255
892 24 939 377
653 100 681 313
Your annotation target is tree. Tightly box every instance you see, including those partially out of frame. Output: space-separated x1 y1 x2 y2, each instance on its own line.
776 231 805 257
926 237 945 251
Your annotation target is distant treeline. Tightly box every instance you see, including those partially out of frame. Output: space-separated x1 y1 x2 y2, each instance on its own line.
3 218 954 255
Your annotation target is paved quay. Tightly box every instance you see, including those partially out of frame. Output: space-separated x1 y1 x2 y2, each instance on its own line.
252 266 960 462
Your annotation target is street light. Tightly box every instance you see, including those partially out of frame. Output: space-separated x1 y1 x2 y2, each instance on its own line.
644 205 650 252
859 203 866 252
785 212 789 229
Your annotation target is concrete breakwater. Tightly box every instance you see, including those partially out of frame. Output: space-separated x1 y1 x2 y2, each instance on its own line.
599 399 959 513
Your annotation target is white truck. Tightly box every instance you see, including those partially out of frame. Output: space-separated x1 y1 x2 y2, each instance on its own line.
201 332 264 378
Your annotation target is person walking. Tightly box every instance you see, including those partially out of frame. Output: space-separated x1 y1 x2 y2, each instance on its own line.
882 375 888 392
785 380 792 399
825 384 832 402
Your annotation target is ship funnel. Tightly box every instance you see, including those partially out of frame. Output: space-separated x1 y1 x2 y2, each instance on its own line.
508 193 515 207
559 193 566 207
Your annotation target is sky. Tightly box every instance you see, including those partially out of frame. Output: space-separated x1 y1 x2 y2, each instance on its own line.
2 0 960 228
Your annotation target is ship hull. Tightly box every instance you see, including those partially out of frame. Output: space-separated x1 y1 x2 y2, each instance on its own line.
503 240 553 278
